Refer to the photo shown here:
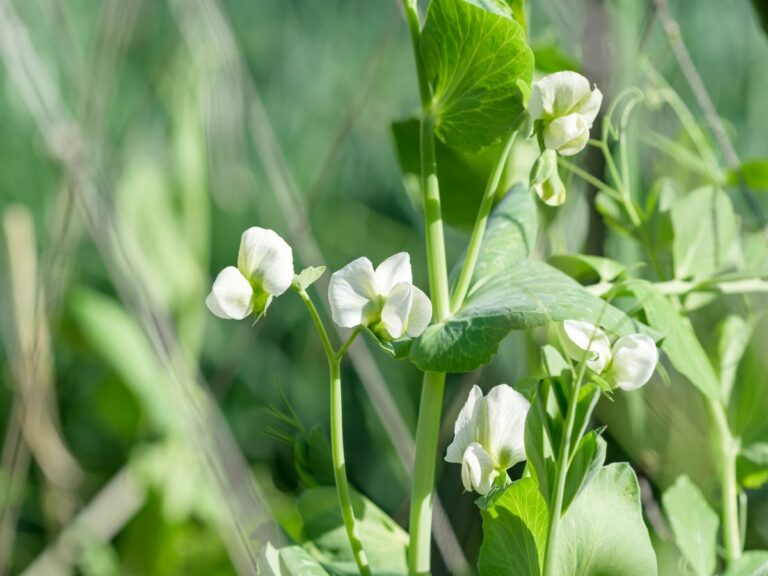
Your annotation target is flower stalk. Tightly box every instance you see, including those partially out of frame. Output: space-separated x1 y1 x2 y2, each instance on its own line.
297 288 371 576
451 127 519 313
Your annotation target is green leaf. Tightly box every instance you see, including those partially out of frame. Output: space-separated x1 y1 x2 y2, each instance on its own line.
555 464 658 576
569 383 601 453
671 187 741 281
715 315 751 401
618 280 721 401
661 475 718 576
525 382 555 503
547 254 626 284
293 266 326 291
729 314 768 448
409 186 647 373
420 0 534 152
738 443 768 489
726 159 768 190
478 478 548 576
722 550 768 576
258 542 332 575
297 488 408 575
561 432 606 515
391 118 510 229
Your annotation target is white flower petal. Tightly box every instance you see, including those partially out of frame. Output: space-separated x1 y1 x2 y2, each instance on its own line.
529 71 592 120
562 320 612 374
577 87 603 126
237 227 294 295
374 252 412 295
445 385 483 464
607 334 659 391
406 286 432 337
328 257 379 328
461 443 497 495
544 113 589 156
481 384 530 470
206 266 254 320
380 282 413 340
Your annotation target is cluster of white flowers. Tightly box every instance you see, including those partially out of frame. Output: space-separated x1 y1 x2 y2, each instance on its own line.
207 230 659 498
206 228 431 341
442 323 658 496
527 71 603 206
560 320 659 391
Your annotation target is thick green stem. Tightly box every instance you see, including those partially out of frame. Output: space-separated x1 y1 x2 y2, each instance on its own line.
451 129 517 313
420 111 451 321
408 370 447 576
542 373 584 576
401 3 451 573
706 399 742 566
297 289 371 576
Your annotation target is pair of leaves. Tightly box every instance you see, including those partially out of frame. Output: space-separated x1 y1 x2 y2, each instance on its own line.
409 185 648 373
478 464 657 575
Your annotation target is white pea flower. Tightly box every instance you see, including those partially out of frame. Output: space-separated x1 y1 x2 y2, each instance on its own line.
445 385 530 495
561 320 658 391
206 227 294 321
328 253 431 340
528 71 602 156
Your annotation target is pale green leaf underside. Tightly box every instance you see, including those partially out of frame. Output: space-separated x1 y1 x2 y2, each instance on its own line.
479 465 657 576
410 186 646 373
722 551 768 576
421 0 534 152
556 464 658 576
671 186 741 281
662 475 719 576
478 477 547 576
297 487 408 575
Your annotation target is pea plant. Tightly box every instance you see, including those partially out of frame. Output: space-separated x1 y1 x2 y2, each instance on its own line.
206 0 768 574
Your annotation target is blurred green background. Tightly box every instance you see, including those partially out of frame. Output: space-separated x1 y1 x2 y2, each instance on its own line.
0 0 767 574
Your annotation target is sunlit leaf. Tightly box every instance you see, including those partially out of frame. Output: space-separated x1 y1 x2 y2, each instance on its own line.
722 550 768 576
662 475 718 576
671 187 741 281
421 0 534 152
297 488 408 575
555 464 658 575
478 477 547 576
410 186 647 373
